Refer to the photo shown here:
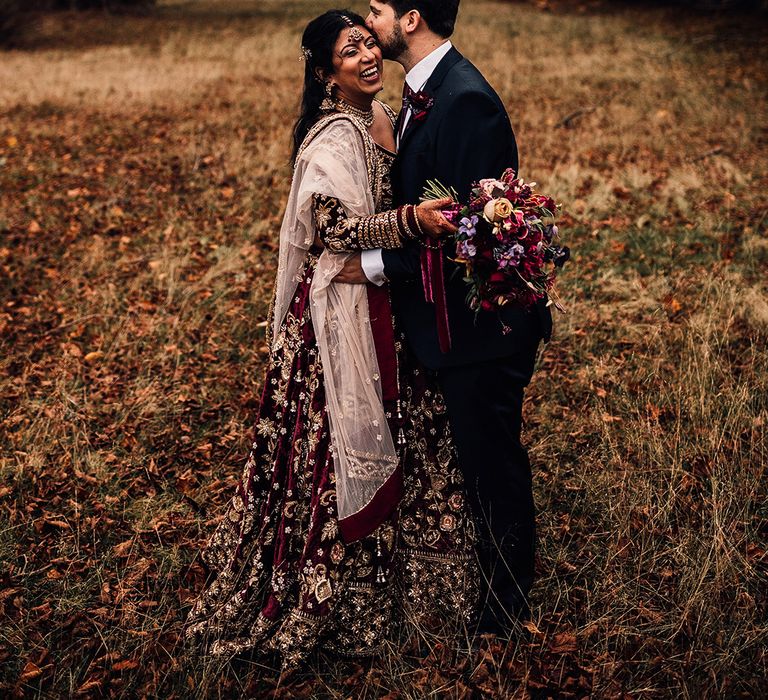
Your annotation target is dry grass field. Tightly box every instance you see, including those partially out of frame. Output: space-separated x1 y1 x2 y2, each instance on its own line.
1 0 767 697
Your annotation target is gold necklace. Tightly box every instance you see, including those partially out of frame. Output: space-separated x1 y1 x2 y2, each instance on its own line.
335 97 374 127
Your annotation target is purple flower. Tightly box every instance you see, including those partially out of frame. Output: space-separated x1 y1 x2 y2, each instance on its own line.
456 239 477 259
459 215 479 238
495 242 525 269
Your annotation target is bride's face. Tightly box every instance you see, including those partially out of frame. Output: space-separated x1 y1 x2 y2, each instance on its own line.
329 26 384 104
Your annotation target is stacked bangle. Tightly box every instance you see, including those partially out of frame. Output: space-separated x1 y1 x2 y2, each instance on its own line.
397 206 418 242
404 205 442 250
404 205 420 239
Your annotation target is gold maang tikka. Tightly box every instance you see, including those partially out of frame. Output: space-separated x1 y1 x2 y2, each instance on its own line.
347 27 365 42
339 14 365 43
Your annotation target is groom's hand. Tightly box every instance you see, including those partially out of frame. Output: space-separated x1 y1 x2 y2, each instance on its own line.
333 253 368 284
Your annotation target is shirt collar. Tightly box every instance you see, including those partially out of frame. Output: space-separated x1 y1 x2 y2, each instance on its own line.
405 41 453 92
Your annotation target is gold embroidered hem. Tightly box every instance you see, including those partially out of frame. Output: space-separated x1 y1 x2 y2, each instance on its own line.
183 274 478 669
398 550 479 639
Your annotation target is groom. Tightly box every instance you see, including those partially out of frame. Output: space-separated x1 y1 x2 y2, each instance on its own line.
351 0 551 636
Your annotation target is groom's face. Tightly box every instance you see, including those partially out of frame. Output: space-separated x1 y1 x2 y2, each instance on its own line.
366 1 408 61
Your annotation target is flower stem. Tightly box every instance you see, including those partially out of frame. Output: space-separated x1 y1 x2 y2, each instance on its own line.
421 179 459 203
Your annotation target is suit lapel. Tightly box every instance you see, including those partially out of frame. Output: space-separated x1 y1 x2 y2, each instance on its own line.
397 47 464 153
397 102 425 150
394 108 405 142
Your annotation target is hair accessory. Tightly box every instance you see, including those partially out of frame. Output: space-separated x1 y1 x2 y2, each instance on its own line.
300 46 312 62
340 14 354 27
348 27 365 42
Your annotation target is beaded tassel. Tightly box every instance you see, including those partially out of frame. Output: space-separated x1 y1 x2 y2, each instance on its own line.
375 533 386 584
396 399 406 451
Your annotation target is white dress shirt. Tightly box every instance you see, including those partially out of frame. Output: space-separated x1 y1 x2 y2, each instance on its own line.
361 41 453 286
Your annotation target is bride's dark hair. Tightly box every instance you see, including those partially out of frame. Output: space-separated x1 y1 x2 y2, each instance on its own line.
291 9 368 165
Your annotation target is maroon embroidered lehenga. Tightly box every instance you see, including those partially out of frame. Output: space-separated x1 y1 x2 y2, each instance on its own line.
185 109 478 669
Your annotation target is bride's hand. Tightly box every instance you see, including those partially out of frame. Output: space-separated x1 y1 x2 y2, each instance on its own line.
415 197 458 240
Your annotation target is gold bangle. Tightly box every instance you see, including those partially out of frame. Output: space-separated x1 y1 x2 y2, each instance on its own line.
412 205 427 238
399 206 417 241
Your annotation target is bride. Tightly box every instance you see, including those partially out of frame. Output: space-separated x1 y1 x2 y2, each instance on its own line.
185 9 477 669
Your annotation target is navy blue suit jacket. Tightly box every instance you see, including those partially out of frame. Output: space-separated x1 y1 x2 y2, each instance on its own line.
383 47 552 370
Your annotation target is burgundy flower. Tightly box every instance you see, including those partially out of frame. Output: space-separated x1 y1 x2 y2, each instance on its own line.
408 89 434 122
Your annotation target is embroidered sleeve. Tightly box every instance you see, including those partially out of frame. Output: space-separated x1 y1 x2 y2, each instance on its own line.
312 194 417 252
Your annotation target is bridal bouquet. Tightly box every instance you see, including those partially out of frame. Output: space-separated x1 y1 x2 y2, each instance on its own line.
423 168 569 314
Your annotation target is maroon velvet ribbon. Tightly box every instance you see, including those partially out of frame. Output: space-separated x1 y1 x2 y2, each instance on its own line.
420 244 452 353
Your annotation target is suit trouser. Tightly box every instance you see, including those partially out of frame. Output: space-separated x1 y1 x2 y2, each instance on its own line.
437 341 539 633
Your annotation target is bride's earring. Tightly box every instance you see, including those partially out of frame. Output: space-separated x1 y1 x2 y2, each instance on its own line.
320 80 335 112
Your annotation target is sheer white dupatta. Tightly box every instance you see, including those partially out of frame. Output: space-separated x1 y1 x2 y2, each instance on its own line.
271 116 399 542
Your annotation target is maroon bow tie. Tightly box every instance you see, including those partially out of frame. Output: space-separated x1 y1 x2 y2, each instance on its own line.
402 84 434 117
399 83 434 142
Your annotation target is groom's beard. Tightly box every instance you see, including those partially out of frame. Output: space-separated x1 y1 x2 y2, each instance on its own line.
379 22 408 61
